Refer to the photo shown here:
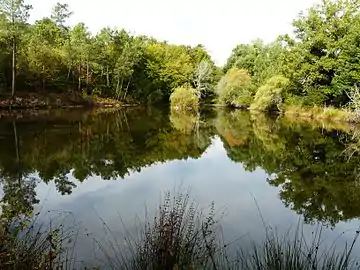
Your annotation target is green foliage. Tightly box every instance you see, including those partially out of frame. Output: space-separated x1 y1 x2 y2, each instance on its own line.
224 0 360 109
216 68 254 108
285 0 360 106
170 85 199 111
224 39 285 86
50 2 72 28
250 75 289 112
0 3 217 103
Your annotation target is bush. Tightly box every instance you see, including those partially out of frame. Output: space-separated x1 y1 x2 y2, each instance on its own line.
216 68 254 108
0 215 76 269
250 75 289 112
170 85 199 111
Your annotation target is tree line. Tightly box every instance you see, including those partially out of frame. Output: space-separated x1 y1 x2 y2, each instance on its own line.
0 1 220 103
220 0 360 112
3 0 359 110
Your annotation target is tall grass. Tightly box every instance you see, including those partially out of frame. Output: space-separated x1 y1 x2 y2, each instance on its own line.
0 213 77 269
284 105 354 122
95 191 360 270
237 225 360 270
96 190 223 269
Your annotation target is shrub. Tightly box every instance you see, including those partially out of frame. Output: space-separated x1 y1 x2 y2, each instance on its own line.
216 68 254 108
170 85 199 111
0 215 76 269
250 75 289 112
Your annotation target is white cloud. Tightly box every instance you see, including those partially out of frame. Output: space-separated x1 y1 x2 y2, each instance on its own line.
26 0 320 65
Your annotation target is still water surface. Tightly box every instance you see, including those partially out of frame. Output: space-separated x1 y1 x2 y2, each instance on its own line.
0 107 360 266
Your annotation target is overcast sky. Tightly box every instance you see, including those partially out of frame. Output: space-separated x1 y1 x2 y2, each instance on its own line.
27 0 320 65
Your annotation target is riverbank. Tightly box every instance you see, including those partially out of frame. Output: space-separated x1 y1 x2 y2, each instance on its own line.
0 92 137 110
283 105 356 122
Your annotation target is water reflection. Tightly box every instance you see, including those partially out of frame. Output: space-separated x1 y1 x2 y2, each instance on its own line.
0 107 360 229
217 110 360 225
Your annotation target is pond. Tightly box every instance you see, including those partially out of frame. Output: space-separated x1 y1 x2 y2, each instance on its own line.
0 107 360 267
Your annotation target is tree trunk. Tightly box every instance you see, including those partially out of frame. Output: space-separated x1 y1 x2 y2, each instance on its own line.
116 76 120 100
67 68 71 82
42 65 46 92
106 66 110 87
78 64 81 91
116 77 124 100
86 61 89 92
11 38 16 97
123 77 132 100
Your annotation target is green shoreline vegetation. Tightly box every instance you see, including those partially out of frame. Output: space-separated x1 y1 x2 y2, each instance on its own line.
2 0 360 122
0 1 220 109
215 0 360 122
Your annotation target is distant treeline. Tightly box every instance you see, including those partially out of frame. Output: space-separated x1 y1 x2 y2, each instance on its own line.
2 0 360 110
219 0 360 111
0 1 221 102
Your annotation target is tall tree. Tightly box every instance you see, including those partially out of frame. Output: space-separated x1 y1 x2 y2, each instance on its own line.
51 2 72 29
285 0 360 105
0 0 32 96
26 18 63 91
69 23 90 91
193 60 212 98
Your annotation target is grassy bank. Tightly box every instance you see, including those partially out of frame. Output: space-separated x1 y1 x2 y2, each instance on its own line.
0 92 135 110
283 105 356 122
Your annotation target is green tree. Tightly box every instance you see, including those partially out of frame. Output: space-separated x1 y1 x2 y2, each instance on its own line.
69 23 91 91
0 3 218 104
50 2 72 29
250 75 290 112
0 0 32 95
170 85 199 111
224 39 286 87
26 18 63 90
216 68 254 108
285 0 360 106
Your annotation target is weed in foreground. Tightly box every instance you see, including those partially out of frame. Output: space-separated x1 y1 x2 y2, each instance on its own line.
95 191 360 270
